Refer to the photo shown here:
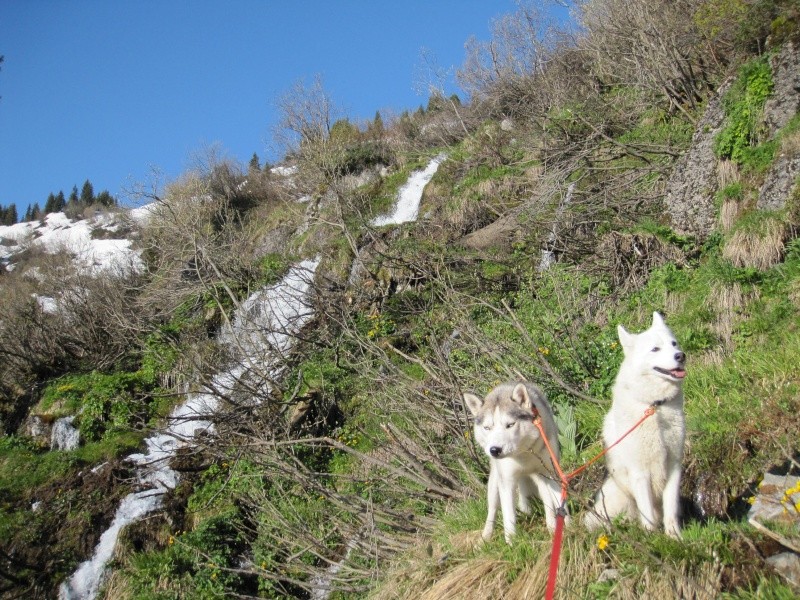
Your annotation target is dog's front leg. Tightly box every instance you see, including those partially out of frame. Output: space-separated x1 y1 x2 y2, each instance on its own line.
533 473 564 532
498 472 517 543
662 466 682 539
482 467 499 541
630 471 658 531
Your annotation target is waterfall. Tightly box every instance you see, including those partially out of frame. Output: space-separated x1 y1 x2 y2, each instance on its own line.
51 416 80 451
371 154 445 226
59 258 320 600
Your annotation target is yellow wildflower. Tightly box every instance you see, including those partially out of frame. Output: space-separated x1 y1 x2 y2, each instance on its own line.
597 534 610 551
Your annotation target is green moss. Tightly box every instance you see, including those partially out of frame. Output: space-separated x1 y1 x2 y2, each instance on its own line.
714 56 774 164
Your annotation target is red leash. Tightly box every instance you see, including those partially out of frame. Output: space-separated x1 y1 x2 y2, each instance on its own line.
533 403 659 600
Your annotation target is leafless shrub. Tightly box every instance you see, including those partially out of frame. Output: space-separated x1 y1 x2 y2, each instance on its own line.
585 231 688 292
578 0 713 119
0 253 145 430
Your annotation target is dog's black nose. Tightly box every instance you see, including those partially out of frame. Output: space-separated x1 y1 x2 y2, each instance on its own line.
489 446 502 457
675 351 685 363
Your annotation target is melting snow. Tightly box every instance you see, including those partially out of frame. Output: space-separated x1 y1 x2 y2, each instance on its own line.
270 165 298 177
51 416 80 451
59 258 320 600
371 154 445 226
0 211 143 275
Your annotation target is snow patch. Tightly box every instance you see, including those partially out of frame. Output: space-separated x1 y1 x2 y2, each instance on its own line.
59 258 320 600
372 154 445 226
0 211 143 275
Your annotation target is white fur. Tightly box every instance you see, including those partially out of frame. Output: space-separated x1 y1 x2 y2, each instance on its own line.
464 382 564 543
585 312 686 538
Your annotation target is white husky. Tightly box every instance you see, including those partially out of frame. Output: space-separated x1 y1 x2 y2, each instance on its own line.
585 312 686 538
464 382 564 543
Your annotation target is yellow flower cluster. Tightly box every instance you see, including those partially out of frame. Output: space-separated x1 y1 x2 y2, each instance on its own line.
538 346 550 356
781 480 800 514
597 534 610 550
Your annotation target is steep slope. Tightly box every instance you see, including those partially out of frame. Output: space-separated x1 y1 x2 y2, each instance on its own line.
2 3 799 599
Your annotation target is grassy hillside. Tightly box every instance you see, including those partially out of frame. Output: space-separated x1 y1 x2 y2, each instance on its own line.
1 1 799 598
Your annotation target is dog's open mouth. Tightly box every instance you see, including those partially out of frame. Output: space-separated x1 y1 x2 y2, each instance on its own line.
654 366 686 379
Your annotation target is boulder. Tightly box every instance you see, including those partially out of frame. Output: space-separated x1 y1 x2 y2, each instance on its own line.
763 41 800 138
665 80 732 240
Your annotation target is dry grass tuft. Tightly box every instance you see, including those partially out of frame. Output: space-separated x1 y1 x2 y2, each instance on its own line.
707 282 756 350
722 216 788 270
417 557 512 600
718 199 742 232
780 128 800 155
371 527 728 600
717 159 739 189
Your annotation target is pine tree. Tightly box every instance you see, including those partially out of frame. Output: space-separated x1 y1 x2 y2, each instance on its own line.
55 191 66 212
44 193 57 214
23 204 33 222
68 185 79 206
80 180 94 205
95 190 115 207
31 203 42 220
249 152 261 173
5 203 17 225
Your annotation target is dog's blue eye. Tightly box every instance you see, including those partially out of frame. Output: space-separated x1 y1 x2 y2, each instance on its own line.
651 347 660 352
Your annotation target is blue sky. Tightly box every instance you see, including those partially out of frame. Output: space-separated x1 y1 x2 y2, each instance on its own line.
0 1 543 214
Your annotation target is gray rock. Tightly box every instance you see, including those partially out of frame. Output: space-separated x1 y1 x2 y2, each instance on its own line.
747 473 800 524
758 151 800 211
597 568 620 583
763 41 800 138
757 40 800 211
766 552 800 588
666 80 732 240
26 414 51 441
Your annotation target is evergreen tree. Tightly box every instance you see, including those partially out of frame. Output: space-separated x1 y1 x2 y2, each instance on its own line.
44 192 57 214
95 190 115 207
367 111 384 136
23 204 32 222
5 203 17 225
80 180 94 205
55 191 66 212
31 202 42 220
249 152 261 172
68 185 79 206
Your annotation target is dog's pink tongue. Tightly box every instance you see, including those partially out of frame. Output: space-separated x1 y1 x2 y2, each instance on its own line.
671 369 687 379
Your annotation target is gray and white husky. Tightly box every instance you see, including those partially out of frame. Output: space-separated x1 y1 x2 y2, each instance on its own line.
464 382 564 543
584 312 687 538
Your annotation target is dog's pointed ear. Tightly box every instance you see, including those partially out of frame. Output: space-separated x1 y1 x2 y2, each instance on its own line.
463 393 484 416
617 324 635 353
652 311 666 329
511 383 532 409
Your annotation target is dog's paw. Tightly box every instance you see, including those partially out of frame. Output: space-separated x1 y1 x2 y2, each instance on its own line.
583 511 602 531
481 525 494 542
664 521 682 540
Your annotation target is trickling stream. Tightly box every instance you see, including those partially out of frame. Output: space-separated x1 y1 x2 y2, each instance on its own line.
59 258 320 600
51 416 80 451
371 154 445 226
